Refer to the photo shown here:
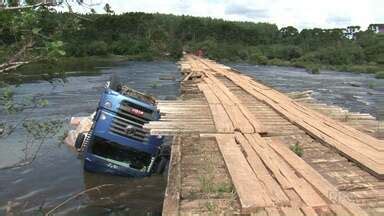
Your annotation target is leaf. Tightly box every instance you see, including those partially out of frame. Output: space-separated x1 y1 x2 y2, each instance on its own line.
37 99 49 107
58 50 66 56
32 28 41 35
56 41 64 47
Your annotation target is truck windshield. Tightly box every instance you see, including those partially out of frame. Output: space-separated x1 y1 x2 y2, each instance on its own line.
91 136 152 171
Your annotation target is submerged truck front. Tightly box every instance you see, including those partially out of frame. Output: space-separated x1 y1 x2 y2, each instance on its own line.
76 81 166 177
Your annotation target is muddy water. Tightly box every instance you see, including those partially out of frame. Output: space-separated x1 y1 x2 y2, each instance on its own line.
0 61 180 215
230 64 384 120
1 61 384 215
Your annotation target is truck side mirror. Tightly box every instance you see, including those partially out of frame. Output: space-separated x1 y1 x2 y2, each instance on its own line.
104 81 111 89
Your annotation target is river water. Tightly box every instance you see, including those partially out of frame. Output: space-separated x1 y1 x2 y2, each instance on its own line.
0 61 383 215
0 61 181 215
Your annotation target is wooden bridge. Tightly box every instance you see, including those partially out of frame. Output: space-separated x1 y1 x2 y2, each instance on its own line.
145 55 384 215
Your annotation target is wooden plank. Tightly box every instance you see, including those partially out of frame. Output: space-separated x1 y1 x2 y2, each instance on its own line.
182 71 194 81
202 65 265 133
329 204 351 216
204 78 254 133
215 134 273 212
251 209 268 216
198 83 234 133
224 104 255 133
198 83 220 104
284 189 303 207
300 207 318 216
198 57 384 178
265 207 282 216
209 104 234 132
234 132 290 205
230 73 384 177
243 134 292 189
251 134 326 207
281 207 304 216
245 134 327 208
162 136 182 216
266 139 368 216
258 84 384 160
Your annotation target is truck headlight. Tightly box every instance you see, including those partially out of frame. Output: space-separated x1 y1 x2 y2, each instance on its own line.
104 101 112 109
100 113 107 120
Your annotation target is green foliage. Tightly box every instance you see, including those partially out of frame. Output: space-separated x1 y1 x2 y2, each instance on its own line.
23 119 63 139
205 201 217 212
334 64 382 74
46 41 66 58
267 58 291 67
1 86 16 114
290 142 304 157
1 11 384 72
1 84 50 114
169 39 183 59
198 175 233 194
307 65 320 74
375 71 384 79
248 52 268 65
87 41 108 56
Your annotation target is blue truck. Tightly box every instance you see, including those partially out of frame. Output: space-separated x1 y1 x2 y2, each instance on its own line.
75 78 169 177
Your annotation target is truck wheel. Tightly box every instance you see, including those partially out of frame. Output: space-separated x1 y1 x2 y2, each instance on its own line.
75 133 86 150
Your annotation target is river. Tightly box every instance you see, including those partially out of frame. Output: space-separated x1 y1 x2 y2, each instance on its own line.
0 60 383 215
0 61 180 215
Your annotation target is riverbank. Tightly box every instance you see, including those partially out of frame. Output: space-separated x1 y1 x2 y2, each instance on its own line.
0 54 176 83
14 54 174 75
3 53 383 84
219 57 384 78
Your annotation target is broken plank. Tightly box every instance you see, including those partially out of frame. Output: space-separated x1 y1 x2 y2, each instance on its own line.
234 132 290 205
215 134 273 212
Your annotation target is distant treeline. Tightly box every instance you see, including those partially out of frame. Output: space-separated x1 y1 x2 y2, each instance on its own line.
1 11 383 76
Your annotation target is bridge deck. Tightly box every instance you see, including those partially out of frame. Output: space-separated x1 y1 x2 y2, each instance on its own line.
147 55 384 215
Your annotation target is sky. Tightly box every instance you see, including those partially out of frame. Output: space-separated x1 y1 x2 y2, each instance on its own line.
64 0 384 30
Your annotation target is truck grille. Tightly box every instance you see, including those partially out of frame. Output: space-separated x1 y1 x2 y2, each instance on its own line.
109 100 153 142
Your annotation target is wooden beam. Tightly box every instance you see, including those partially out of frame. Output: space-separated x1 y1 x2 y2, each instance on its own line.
162 136 182 216
267 139 368 216
215 134 273 212
234 132 290 205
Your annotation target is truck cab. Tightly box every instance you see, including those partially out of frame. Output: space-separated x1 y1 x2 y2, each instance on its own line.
76 80 167 177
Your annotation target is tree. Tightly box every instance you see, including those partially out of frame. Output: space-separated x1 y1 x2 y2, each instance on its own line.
0 0 90 171
280 26 299 44
104 3 114 14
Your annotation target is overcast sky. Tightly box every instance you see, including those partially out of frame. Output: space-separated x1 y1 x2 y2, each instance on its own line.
67 0 384 30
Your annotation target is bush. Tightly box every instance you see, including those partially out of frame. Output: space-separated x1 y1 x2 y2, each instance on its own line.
248 52 268 65
335 64 381 74
87 41 108 56
375 71 384 79
307 65 320 74
267 58 291 67
169 39 183 59
262 44 302 60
